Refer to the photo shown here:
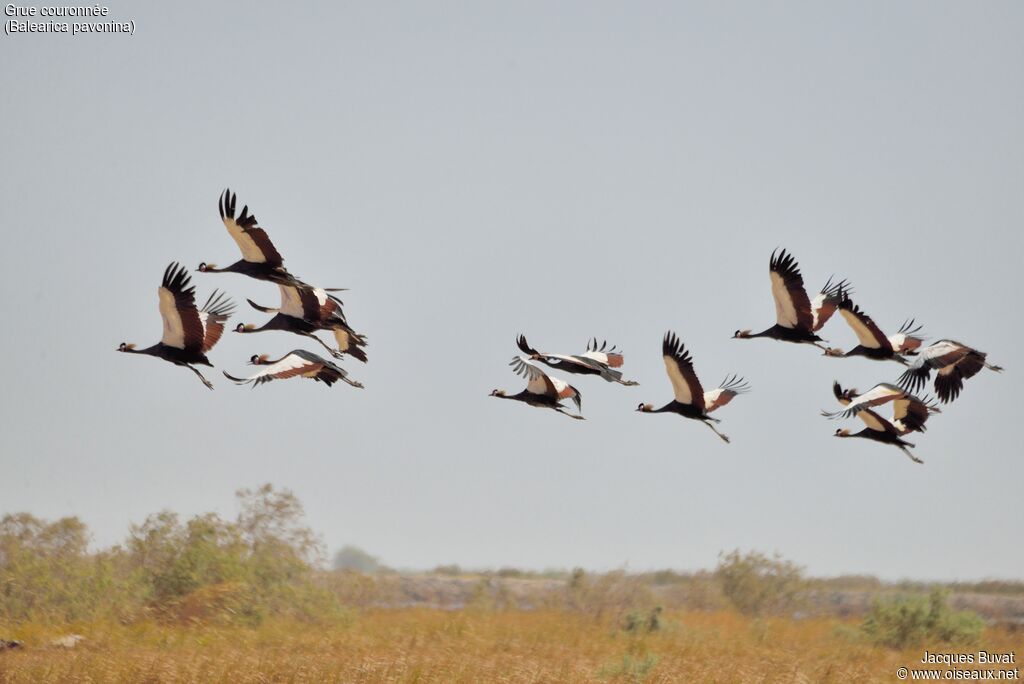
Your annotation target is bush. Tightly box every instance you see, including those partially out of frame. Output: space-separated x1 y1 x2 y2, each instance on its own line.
861 589 984 649
715 550 806 616
1 484 340 626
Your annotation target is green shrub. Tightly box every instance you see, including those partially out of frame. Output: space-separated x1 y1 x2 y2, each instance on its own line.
861 589 984 649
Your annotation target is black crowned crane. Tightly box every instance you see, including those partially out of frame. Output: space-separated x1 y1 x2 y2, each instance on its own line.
490 356 584 420
637 331 749 443
516 335 639 385
224 350 363 389
823 292 924 363
823 381 939 464
897 340 1003 404
733 249 849 349
247 283 367 362
198 189 312 286
118 262 235 390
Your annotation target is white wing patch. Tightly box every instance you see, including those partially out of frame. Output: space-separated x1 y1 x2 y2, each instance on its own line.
770 271 799 329
920 340 968 369
549 375 571 396
810 292 828 330
252 353 317 381
846 384 905 411
703 389 733 413
158 286 186 349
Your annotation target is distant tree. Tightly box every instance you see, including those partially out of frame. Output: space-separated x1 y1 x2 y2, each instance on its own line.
715 549 806 616
332 545 380 573
0 513 98 621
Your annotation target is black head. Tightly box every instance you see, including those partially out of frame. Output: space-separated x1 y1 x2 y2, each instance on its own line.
489 389 505 397
234 323 246 333
117 342 135 352
197 262 210 272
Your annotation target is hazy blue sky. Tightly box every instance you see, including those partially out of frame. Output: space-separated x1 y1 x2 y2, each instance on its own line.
1 2 1021 580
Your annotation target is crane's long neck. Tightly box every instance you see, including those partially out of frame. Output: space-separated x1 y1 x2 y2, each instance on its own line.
638 402 674 413
240 318 283 333
123 344 161 357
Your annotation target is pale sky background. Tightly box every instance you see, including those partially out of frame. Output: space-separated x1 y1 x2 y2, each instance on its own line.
1 2 1021 581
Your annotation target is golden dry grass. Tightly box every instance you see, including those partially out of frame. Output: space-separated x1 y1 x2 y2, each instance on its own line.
0 609 1020 683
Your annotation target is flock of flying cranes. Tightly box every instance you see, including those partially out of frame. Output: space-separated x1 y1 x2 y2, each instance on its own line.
115 190 1002 464
490 249 1002 463
117 190 369 391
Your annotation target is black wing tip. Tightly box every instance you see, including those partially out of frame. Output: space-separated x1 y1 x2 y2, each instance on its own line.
569 386 583 411
162 261 195 295
516 334 537 356
201 289 235 316
832 380 846 401
221 370 250 385
219 188 235 220
770 248 807 285
586 337 619 353
347 345 369 363
719 373 750 393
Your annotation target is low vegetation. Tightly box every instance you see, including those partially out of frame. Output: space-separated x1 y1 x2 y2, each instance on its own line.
861 589 985 649
1 486 1020 682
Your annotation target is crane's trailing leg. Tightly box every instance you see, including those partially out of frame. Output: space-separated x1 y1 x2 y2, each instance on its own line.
188 365 214 390
556 408 585 420
704 420 730 443
899 446 923 464
617 379 640 386
302 332 344 359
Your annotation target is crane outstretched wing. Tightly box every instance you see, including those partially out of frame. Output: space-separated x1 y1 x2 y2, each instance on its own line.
810 276 851 331
510 355 557 396
856 408 897 434
934 352 986 403
892 394 939 434
580 338 625 368
888 319 926 354
836 294 891 350
158 262 205 351
823 383 909 420
897 340 969 394
703 374 750 413
219 189 284 266
769 249 814 331
198 290 235 352
223 350 359 388
662 331 705 410
508 356 581 409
